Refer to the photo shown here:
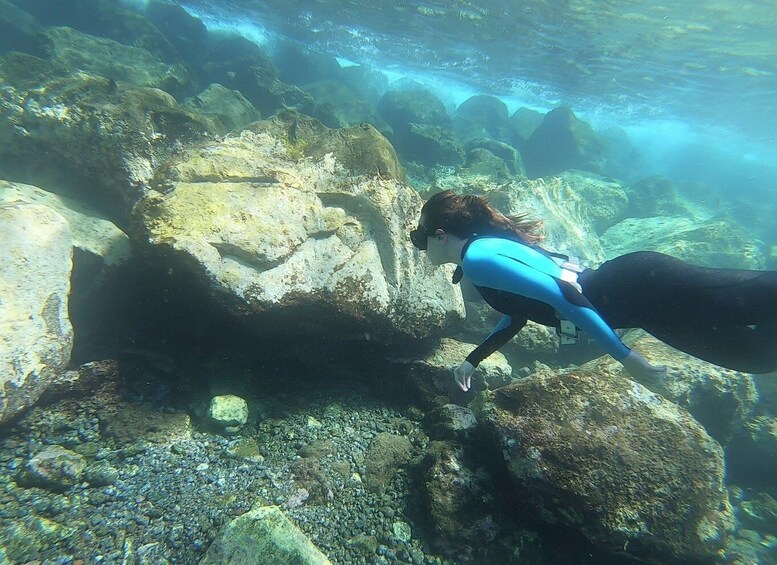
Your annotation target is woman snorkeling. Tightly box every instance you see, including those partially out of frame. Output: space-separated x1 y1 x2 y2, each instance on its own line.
410 190 777 391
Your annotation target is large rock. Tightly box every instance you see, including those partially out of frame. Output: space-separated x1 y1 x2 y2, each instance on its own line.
0 61 216 220
398 337 512 406
145 0 209 68
520 106 605 178
482 172 629 264
13 0 181 63
377 89 450 131
507 106 544 146
726 416 777 488
420 440 499 559
0 0 50 58
133 112 463 342
395 123 465 167
464 138 526 177
43 26 192 98
200 505 330 564
0 180 131 266
182 83 261 134
20 445 87 491
302 79 389 134
363 432 413 492
601 215 765 269
584 333 758 446
452 95 511 143
480 369 733 563
1 203 73 424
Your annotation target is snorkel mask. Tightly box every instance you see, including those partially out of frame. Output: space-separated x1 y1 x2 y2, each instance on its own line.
409 225 428 250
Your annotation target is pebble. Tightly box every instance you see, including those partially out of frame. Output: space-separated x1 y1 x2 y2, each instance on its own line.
0 384 447 565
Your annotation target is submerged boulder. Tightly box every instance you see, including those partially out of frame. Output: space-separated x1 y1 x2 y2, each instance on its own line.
133 112 462 342
182 83 261 134
0 203 73 425
43 26 192 98
583 333 758 446
0 0 51 58
479 368 733 563
480 172 628 265
0 180 131 266
601 215 764 269
398 337 512 407
520 106 605 178
14 0 182 63
464 138 526 177
20 445 87 491
0 62 216 220
200 504 330 564
727 416 777 488
302 79 390 134
395 123 465 167
377 89 450 131
420 440 499 559
452 94 511 144
508 107 544 146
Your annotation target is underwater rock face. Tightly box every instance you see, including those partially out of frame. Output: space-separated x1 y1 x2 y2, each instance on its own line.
584 333 758 446
44 26 192 98
423 404 479 441
452 94 511 144
482 172 628 265
726 415 777 486
481 369 733 563
377 89 451 132
0 180 131 266
0 0 51 58
0 62 216 220
420 440 498 559
182 83 261 134
464 138 526 177
395 123 465 167
134 112 463 342
200 504 331 565
601 215 765 269
13 0 182 64
520 106 605 178
0 202 73 425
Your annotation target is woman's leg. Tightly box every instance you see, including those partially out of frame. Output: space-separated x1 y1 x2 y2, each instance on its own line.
581 251 777 373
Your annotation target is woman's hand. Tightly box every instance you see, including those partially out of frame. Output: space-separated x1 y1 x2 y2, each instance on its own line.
454 361 476 391
621 350 667 381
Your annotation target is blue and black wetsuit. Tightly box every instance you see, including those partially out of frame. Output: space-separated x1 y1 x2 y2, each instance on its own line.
461 237 777 374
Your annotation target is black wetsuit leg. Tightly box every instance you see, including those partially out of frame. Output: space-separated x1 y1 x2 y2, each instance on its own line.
579 251 777 373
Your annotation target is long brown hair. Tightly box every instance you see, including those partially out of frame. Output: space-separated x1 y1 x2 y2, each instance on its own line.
420 190 544 244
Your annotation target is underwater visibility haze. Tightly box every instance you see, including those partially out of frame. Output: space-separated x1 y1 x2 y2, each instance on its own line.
1 0 777 563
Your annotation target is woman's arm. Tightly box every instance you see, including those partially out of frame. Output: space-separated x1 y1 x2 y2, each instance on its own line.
465 314 527 367
462 239 631 361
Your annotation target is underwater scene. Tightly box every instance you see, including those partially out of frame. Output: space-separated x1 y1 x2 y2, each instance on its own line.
1 0 777 563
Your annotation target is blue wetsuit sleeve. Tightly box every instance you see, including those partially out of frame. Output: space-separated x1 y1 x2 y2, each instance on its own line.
462 239 631 361
466 315 527 367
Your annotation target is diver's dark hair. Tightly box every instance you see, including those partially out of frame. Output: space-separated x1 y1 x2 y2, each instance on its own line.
420 190 543 244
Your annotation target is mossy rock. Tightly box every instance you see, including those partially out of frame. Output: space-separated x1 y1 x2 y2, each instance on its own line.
480 369 733 563
247 110 404 180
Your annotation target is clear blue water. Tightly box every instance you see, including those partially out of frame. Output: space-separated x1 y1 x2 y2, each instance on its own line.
169 0 777 212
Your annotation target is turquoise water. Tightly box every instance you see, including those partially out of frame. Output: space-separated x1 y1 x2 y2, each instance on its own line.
178 0 777 204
